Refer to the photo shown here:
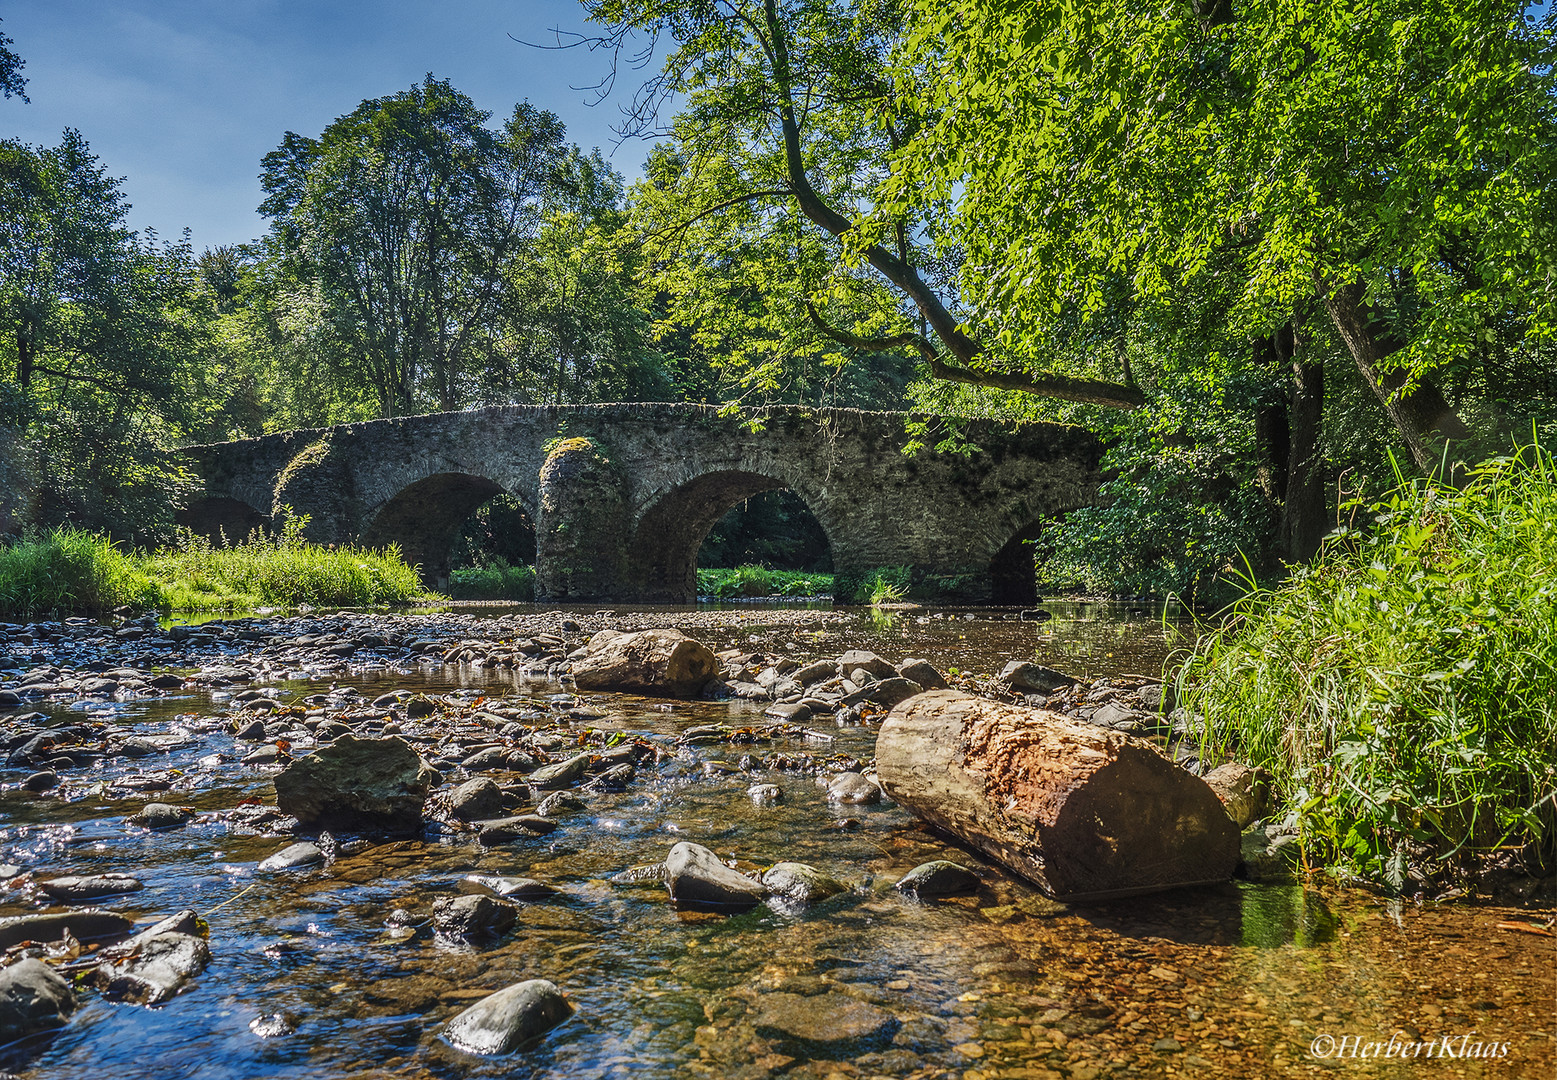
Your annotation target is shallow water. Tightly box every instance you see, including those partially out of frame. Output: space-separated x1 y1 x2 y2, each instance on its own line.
1 604 1551 1079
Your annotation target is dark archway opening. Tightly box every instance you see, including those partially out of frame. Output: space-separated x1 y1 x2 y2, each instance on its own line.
449 493 538 599
176 497 271 546
990 522 1044 606
697 490 833 572
362 473 507 589
628 472 835 603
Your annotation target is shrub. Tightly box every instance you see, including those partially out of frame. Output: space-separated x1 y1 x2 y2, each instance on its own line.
1178 446 1557 890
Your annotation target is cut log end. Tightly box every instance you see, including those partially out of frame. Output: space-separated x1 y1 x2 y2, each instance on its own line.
876 690 1239 901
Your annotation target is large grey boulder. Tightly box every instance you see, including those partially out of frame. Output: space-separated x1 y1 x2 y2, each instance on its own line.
570 629 718 699
443 978 573 1054
663 841 765 911
273 735 436 832
0 959 75 1042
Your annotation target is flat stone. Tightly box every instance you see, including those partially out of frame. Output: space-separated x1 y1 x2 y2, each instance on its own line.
38 874 144 901
751 991 898 1052
0 909 134 951
999 661 1075 694
443 978 573 1054
458 875 557 901
476 815 557 845
526 753 590 791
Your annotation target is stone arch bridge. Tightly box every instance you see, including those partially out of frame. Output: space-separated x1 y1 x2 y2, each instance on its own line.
180 404 1105 605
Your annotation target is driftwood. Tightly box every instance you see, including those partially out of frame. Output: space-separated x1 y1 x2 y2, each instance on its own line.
876 690 1239 901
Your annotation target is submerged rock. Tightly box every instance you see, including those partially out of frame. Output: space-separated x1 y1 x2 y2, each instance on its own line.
570 629 718 699
895 860 980 897
761 862 847 906
0 958 75 1042
433 894 517 942
273 735 436 832
458 875 557 901
750 991 898 1052
443 978 573 1054
128 802 195 830
664 841 765 911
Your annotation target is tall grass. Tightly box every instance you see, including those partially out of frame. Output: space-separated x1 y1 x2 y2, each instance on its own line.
148 519 425 610
1179 446 1557 890
449 560 536 601
0 529 163 616
697 566 832 599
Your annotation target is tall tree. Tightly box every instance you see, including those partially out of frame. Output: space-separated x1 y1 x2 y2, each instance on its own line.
886 0 1557 470
260 77 570 416
0 17 27 102
583 0 1147 411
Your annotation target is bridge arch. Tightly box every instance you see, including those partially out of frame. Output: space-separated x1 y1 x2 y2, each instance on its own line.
625 469 841 604
361 472 526 587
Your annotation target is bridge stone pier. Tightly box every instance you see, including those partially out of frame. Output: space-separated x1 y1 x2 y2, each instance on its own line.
181 404 1104 605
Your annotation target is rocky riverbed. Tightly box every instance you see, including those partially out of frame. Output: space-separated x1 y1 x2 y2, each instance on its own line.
0 607 1551 1079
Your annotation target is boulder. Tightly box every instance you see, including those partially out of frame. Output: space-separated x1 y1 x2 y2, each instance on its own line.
895 659 947 690
569 629 718 698
836 650 896 681
0 958 75 1043
273 735 436 832
663 841 765 911
876 691 1240 900
86 931 211 1004
443 978 573 1054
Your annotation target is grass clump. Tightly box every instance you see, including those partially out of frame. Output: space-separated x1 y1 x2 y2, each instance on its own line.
0 529 164 616
697 566 832 599
148 514 428 611
848 566 911 606
449 561 536 601
1179 447 1557 891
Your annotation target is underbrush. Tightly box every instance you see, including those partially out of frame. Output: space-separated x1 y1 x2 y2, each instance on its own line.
1179 447 1557 891
697 565 833 599
449 561 536 601
0 529 163 616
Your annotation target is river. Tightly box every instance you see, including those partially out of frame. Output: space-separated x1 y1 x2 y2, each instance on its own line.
0 602 1550 1079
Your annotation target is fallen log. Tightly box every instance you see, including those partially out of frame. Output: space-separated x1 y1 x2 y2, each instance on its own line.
876 690 1239 901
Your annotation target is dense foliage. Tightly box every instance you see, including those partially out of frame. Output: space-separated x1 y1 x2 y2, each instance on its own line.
1180 447 1557 889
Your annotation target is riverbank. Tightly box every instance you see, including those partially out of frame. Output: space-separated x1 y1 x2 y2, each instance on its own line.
0 607 1550 1079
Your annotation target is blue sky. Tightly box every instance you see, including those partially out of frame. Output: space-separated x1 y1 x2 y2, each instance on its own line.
2 1 658 249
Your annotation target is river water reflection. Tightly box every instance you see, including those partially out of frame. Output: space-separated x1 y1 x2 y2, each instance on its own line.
2 602 1551 1079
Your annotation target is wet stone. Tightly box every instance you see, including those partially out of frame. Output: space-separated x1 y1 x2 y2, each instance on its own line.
0 958 75 1043
458 874 557 901
443 978 573 1055
258 841 324 872
664 841 765 911
762 862 847 906
128 802 194 830
0 909 134 951
433 893 518 942
38 873 144 901
750 991 899 1054
895 861 980 897
448 777 504 822
477 815 557 845
22 770 57 792
826 772 881 805
86 931 211 1005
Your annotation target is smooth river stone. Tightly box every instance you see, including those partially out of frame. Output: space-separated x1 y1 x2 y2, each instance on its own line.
0 958 75 1042
443 978 573 1055
258 841 324 871
663 841 765 911
86 931 211 1005
38 873 144 901
894 860 980 897
750 991 899 1052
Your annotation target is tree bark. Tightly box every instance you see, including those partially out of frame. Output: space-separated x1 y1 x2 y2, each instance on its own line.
1277 322 1328 562
1321 281 1473 472
875 691 1240 900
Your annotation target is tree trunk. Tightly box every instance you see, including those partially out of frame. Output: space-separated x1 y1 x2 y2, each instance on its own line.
1321 281 1473 472
875 691 1240 901
1278 323 1328 562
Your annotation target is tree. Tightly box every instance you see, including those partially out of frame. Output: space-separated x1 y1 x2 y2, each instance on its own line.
0 131 201 538
886 0 1557 471
260 77 571 416
581 0 1147 411
1 17 27 102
